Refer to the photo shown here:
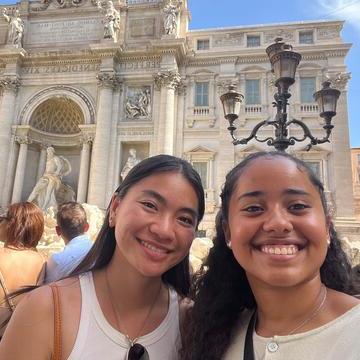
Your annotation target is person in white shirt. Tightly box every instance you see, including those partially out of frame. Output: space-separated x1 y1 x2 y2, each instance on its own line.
45 202 92 283
182 151 360 360
0 155 204 360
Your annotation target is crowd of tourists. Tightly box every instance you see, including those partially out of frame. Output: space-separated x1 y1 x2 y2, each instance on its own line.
0 152 360 360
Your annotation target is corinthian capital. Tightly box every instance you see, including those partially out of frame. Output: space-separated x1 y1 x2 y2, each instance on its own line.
97 71 121 89
0 76 21 93
323 72 351 91
15 135 31 145
80 133 94 145
154 70 181 90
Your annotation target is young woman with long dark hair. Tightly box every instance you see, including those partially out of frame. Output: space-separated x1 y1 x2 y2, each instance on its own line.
182 151 359 360
0 154 204 360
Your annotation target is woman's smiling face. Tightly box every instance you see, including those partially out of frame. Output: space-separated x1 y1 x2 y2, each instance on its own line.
109 171 199 278
223 156 329 289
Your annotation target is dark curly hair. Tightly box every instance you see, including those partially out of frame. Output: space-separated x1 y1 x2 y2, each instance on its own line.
181 151 352 360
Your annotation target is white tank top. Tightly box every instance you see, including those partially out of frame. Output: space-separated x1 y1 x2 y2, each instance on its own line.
67 272 181 360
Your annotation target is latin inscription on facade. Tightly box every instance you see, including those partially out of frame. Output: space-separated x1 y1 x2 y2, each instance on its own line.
118 59 160 72
27 18 102 44
22 63 101 75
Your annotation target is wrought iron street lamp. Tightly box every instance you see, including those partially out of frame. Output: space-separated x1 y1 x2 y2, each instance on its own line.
220 38 341 151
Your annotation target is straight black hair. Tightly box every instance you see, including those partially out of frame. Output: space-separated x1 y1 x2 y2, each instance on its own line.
70 154 205 296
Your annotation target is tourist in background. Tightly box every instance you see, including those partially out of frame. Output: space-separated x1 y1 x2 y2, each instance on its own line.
0 202 46 339
182 152 360 360
0 155 204 360
45 202 92 283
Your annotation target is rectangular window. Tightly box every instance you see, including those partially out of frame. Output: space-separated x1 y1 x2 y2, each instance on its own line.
299 31 314 44
300 77 316 103
192 161 208 188
197 39 210 50
247 35 260 47
195 82 209 107
305 161 321 180
245 79 261 105
357 153 360 164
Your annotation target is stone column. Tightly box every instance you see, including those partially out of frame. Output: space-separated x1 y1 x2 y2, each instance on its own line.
0 76 21 205
106 81 122 202
11 135 31 203
326 73 355 219
36 143 49 181
77 135 93 204
154 70 181 155
88 72 120 208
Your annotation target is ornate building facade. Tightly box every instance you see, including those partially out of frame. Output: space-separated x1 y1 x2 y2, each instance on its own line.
0 0 359 239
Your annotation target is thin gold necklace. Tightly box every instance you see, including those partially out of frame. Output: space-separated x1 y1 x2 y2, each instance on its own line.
263 285 327 353
104 268 162 347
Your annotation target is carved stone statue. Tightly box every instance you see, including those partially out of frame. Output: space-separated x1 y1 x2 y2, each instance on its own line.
2 8 24 48
162 2 180 35
28 147 75 211
120 148 141 181
125 88 151 119
96 0 120 43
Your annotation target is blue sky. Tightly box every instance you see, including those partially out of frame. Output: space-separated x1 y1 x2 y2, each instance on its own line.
0 0 358 146
187 0 360 148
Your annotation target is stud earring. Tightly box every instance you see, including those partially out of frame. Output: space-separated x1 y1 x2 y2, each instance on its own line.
227 241 232 249
327 238 331 247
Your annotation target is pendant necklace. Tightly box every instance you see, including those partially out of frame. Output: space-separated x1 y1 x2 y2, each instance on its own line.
244 285 327 360
105 268 162 349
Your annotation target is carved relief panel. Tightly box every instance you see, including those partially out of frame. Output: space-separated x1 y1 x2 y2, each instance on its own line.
124 85 152 121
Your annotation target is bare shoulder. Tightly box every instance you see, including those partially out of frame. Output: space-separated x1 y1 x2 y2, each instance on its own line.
0 285 54 359
0 277 81 360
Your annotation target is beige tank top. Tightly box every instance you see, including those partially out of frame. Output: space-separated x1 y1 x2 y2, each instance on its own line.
67 272 181 360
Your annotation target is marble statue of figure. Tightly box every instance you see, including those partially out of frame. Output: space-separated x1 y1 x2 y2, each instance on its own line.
2 8 24 48
97 0 120 43
28 147 75 211
120 148 141 181
162 2 179 35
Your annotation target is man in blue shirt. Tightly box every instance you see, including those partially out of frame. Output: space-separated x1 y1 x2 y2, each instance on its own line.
45 202 93 283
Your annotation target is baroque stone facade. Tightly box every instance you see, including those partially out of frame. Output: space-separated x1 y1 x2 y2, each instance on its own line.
0 0 359 239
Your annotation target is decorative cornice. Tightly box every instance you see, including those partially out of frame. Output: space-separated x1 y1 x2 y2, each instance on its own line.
154 70 181 90
0 76 21 93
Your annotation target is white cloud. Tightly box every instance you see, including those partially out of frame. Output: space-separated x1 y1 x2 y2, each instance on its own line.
314 0 360 33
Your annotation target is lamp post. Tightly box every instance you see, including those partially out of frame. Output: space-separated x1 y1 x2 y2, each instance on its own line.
220 38 341 151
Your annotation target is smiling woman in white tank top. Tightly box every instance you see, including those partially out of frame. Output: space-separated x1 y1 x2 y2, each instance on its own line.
0 155 205 360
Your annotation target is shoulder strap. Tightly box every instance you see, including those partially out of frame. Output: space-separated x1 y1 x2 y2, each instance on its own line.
0 269 15 312
243 311 256 360
50 284 62 360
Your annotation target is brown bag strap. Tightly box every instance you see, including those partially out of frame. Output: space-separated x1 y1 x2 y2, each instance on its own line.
0 269 15 312
50 284 62 360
